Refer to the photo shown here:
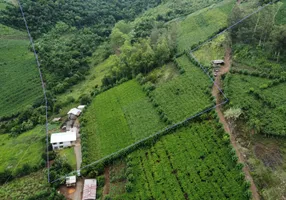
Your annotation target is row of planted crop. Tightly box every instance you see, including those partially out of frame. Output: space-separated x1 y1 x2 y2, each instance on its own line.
122 120 251 199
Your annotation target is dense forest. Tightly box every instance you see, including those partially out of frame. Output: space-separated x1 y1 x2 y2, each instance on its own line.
229 3 286 63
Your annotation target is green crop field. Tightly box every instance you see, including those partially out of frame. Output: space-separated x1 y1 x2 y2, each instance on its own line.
0 24 42 118
112 120 248 199
177 0 235 53
150 55 213 123
83 80 166 161
0 170 49 199
225 73 286 136
0 126 45 175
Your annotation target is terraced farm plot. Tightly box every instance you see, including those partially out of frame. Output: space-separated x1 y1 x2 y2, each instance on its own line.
177 0 235 53
225 73 286 136
115 121 248 199
150 55 213 123
0 24 42 117
0 126 45 174
83 80 166 161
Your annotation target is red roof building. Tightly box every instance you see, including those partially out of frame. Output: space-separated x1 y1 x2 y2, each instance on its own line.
82 179 97 200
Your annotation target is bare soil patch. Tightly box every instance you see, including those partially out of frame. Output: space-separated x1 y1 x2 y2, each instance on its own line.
254 143 283 169
103 166 110 195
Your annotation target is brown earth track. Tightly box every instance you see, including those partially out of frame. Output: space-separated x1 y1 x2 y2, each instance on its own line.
103 166 110 195
212 47 260 200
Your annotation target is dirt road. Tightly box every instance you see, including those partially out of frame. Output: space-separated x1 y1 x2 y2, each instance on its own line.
74 119 83 199
212 48 260 200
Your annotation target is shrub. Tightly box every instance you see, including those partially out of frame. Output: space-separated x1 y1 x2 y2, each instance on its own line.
125 182 133 193
104 194 112 200
127 173 134 182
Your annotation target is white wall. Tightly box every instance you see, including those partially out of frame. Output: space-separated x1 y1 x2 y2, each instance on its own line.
52 141 75 150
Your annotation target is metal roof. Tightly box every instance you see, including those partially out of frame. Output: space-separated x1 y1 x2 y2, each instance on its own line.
212 60 224 64
82 179 97 200
67 108 82 116
77 105 86 110
50 131 77 143
66 176 76 184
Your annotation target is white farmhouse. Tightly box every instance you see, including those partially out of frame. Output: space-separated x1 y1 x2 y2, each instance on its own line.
50 131 77 150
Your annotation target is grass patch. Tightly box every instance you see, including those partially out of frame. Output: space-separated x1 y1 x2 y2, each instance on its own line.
113 120 248 199
83 80 166 161
177 0 235 53
150 55 213 123
58 147 76 170
0 24 42 118
0 126 45 174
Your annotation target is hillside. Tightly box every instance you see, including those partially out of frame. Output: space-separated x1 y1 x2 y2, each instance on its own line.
0 0 286 199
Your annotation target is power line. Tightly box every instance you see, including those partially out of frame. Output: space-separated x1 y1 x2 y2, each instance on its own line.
16 0 50 183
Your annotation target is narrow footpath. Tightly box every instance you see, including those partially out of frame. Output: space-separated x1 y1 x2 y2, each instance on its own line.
212 47 260 200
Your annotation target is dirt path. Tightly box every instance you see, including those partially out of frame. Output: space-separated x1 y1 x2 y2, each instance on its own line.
73 119 83 199
212 47 260 200
59 178 83 200
103 167 110 195
73 179 84 200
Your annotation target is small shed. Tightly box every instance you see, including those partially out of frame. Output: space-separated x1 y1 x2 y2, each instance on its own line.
68 108 82 120
82 179 97 200
77 105 86 111
50 131 77 150
66 176 76 187
212 60 224 65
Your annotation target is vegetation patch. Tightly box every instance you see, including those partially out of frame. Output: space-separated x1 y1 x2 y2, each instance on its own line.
58 147 77 170
177 0 235 53
193 34 227 66
224 74 286 135
0 170 63 200
0 126 45 176
57 55 116 103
